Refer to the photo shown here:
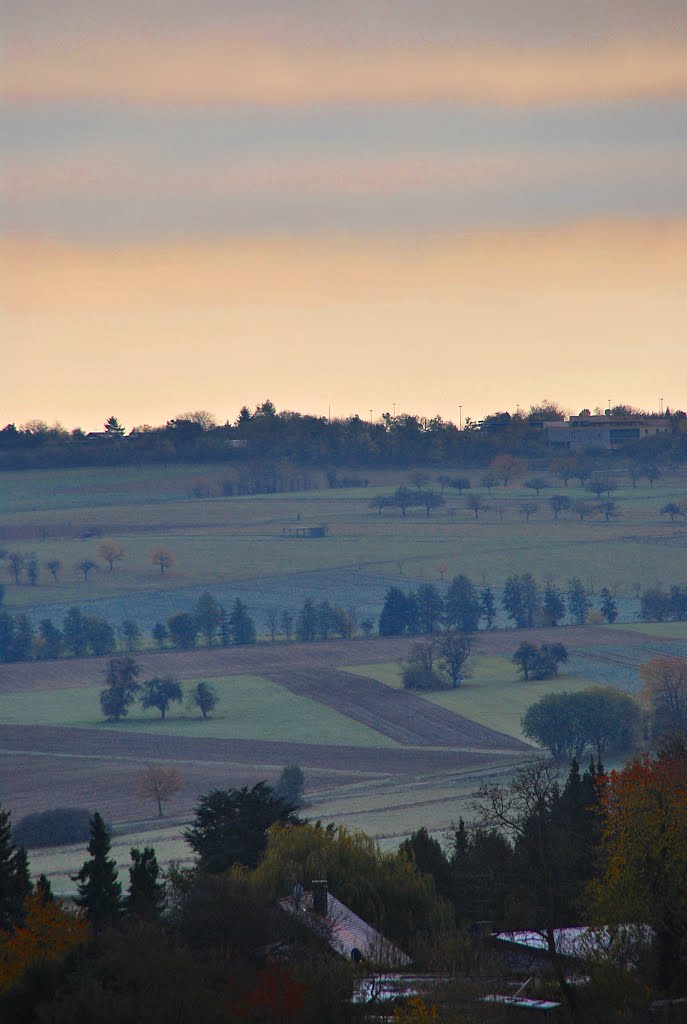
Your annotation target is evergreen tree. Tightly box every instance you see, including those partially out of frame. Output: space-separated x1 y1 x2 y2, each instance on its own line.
151 621 169 648
229 598 257 645
502 573 541 628
444 574 481 632
378 586 410 636
599 587 618 624
127 846 165 919
193 591 222 647
542 581 566 626
480 586 497 629
184 783 301 873
0 805 32 930
72 812 121 931
38 618 62 659
296 598 318 641
62 606 88 656
567 577 591 625
415 583 444 634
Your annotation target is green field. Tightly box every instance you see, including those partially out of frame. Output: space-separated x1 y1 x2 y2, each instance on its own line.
2 462 687 625
348 655 595 742
614 621 687 639
0 673 396 748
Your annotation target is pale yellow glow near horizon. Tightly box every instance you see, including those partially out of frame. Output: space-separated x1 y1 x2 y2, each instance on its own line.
4 38 687 107
2 220 686 431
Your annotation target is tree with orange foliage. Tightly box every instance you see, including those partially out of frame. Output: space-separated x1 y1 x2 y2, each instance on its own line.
639 655 687 739
591 741 687 991
0 889 88 994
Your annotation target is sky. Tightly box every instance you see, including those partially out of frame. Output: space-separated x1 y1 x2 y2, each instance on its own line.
2 2 687 431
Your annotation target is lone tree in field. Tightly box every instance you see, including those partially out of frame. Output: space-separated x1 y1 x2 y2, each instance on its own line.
100 656 141 721
189 681 219 719
519 501 538 523
140 676 183 719
75 559 98 581
466 494 490 520
72 812 121 931
661 502 684 522
97 539 125 572
45 558 62 582
150 546 175 575
136 765 183 818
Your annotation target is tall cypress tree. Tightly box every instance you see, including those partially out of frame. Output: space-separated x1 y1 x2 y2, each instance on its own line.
73 812 121 931
0 804 32 930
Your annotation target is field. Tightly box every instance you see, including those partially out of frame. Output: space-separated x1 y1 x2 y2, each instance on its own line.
2 461 687 633
1 461 687 892
3 621 687 893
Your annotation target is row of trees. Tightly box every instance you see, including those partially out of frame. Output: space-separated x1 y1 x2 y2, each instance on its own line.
3 401 686 471
100 657 219 722
1 544 176 586
0 592 259 663
378 573 618 636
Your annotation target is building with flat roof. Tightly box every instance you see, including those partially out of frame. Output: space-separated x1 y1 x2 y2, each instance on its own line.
546 414 670 451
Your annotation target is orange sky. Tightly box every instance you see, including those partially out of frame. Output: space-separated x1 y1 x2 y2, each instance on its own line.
3 220 686 429
3 2 686 429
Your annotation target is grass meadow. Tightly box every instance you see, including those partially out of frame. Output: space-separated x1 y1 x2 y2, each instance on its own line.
2 461 687 633
0 673 396 747
347 655 596 743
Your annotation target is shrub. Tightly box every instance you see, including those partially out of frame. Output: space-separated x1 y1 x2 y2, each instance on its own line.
12 807 94 848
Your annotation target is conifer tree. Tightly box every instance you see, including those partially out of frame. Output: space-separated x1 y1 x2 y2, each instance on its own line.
127 847 165 919
72 812 121 931
0 805 32 930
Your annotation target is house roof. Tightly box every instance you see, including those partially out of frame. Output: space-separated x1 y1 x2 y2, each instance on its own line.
280 891 412 968
493 925 652 964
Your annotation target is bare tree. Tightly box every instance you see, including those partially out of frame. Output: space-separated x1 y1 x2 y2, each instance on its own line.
466 494 490 520
150 546 175 575
76 559 98 581
97 539 125 572
45 558 62 582
135 765 182 818
265 607 280 643
519 502 539 523
6 552 25 585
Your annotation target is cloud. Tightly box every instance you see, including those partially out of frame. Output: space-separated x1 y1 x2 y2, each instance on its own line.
4 36 687 107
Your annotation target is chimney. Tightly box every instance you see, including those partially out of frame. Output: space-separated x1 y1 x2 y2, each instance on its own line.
312 879 328 916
